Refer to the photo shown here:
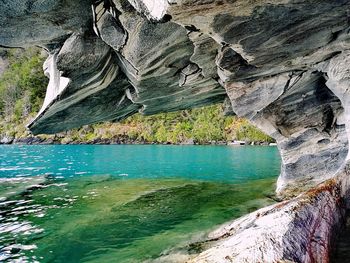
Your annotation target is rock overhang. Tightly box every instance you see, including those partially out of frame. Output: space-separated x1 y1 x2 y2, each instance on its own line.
1 0 350 195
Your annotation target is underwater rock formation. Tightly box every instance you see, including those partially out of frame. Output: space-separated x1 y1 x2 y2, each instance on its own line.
1 0 350 261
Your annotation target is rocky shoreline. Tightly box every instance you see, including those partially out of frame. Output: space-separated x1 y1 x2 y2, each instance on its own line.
0 135 276 146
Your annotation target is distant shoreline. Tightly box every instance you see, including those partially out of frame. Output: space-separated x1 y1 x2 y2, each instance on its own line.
0 136 276 146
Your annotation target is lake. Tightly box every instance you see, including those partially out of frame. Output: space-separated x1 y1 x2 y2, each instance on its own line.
0 145 280 262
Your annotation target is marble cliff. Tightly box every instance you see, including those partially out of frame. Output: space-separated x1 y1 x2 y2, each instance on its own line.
1 0 350 261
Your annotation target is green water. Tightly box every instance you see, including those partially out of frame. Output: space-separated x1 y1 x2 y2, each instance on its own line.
0 145 280 262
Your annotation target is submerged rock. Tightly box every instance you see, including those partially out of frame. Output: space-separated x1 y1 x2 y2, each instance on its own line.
0 176 47 200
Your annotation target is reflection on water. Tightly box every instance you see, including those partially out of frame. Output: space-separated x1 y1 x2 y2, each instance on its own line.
0 145 280 262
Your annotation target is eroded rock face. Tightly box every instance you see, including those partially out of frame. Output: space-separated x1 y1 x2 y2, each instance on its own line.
28 31 140 134
226 71 348 194
1 1 350 260
0 0 93 48
24 0 227 134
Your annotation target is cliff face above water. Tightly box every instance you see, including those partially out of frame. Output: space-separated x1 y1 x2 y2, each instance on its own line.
1 1 350 261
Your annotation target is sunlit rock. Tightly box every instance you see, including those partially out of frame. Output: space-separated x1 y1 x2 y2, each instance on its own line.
189 166 350 263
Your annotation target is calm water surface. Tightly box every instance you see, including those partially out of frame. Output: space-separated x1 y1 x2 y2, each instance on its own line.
0 145 280 262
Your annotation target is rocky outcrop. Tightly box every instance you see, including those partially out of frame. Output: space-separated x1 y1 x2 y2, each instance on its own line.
188 165 350 263
1 0 350 261
226 71 348 195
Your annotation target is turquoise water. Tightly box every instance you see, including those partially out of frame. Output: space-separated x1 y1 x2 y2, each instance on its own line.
0 145 280 181
0 145 280 262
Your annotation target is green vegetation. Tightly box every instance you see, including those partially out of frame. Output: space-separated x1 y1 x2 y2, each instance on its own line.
0 48 47 121
0 48 274 144
0 48 48 138
89 105 274 144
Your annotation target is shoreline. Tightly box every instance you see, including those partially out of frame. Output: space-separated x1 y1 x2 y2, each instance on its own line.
0 136 276 146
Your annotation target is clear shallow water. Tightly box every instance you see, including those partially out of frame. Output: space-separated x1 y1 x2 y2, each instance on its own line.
0 145 281 262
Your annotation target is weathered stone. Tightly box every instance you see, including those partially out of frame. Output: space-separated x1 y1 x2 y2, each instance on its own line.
109 2 226 114
28 32 140 134
0 0 93 48
93 1 127 52
188 31 220 79
127 0 168 20
167 1 350 79
188 166 350 263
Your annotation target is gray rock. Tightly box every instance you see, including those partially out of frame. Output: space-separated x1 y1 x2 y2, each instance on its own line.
0 136 13 144
225 70 348 194
28 32 141 134
0 0 92 47
93 1 127 52
188 165 350 263
181 138 195 145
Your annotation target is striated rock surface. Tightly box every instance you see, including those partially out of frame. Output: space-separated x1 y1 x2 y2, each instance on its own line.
226 71 348 194
2 0 350 261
